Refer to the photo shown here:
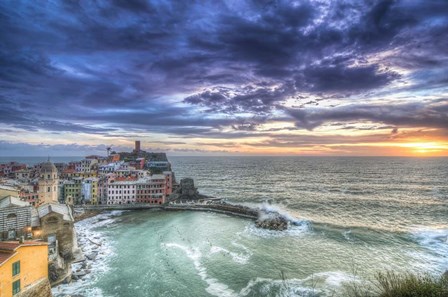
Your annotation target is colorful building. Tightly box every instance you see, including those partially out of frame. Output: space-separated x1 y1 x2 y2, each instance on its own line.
81 178 98 205
63 178 82 204
102 171 174 205
0 241 49 297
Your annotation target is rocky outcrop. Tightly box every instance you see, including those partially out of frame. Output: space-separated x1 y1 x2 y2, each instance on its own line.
17 278 52 297
48 254 71 285
168 178 210 201
256 212 289 231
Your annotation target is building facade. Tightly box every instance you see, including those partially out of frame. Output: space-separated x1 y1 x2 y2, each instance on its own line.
0 197 33 241
0 241 49 297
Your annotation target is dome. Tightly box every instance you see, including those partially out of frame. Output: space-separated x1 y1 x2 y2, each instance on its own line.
40 161 57 173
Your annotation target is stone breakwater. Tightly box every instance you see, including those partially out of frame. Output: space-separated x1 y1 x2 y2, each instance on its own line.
167 203 292 231
75 202 296 231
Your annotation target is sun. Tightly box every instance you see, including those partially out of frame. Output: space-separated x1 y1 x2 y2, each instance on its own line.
401 142 447 155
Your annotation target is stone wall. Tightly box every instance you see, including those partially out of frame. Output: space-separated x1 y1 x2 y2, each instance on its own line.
40 213 75 260
17 278 52 297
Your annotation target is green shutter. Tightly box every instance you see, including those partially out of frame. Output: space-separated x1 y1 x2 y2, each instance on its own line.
12 279 20 294
12 261 20 276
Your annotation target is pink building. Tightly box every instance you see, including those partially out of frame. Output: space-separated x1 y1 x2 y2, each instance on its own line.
102 171 173 205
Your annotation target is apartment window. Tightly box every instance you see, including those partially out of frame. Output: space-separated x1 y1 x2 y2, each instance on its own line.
12 279 20 295
12 261 20 276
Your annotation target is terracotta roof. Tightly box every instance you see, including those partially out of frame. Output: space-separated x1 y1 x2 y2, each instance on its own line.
0 241 48 252
0 251 15 264
0 241 20 251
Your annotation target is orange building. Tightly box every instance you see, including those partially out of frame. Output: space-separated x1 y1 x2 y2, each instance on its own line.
0 241 49 297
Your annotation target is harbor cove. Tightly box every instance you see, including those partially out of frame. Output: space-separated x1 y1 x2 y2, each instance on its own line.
53 156 448 296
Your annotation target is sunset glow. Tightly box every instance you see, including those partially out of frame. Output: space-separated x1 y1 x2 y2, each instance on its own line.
0 1 447 156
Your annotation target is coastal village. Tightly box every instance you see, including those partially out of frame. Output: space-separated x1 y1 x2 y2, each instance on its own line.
0 141 178 296
0 141 289 297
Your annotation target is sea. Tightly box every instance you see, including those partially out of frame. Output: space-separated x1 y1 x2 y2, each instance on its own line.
2 156 447 296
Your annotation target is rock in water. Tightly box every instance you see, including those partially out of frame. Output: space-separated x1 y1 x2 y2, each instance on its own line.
255 211 289 231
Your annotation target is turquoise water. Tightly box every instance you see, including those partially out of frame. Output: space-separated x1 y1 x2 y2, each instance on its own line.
40 156 448 296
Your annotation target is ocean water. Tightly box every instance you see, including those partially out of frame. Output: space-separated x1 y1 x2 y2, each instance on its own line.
8 156 447 296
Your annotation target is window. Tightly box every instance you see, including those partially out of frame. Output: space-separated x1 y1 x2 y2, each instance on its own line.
12 261 20 276
12 279 20 295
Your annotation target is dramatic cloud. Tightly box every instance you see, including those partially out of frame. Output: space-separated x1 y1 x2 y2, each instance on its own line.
0 0 447 155
286 100 448 130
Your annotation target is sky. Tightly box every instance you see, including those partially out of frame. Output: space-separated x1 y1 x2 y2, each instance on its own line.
0 0 447 157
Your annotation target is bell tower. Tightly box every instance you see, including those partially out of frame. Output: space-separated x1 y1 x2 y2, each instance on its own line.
38 160 59 205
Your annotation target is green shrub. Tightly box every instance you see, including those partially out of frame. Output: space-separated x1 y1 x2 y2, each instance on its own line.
345 271 448 297
374 271 448 297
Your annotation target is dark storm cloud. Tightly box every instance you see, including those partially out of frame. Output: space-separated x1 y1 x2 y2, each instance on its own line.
285 100 448 130
0 0 447 139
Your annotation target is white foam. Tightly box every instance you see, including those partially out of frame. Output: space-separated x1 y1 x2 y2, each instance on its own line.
409 226 448 273
258 203 302 225
209 245 251 265
163 243 239 297
245 220 311 238
342 230 352 241
238 271 359 296
52 211 122 297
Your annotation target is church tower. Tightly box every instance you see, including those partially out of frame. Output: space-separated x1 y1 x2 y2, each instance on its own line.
38 160 59 205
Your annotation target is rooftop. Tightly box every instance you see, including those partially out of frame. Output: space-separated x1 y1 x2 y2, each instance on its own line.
0 195 30 208
40 161 57 173
38 203 73 222
0 241 48 266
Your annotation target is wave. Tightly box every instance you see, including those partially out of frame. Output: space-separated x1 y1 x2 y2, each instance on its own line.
52 211 123 297
258 203 303 225
239 271 362 297
245 221 311 238
408 226 448 273
163 242 239 297
164 242 360 297
209 245 251 265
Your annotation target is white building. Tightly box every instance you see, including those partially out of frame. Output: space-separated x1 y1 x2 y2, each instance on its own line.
76 159 98 173
106 179 137 205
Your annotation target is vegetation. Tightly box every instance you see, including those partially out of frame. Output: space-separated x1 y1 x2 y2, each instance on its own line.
345 271 448 297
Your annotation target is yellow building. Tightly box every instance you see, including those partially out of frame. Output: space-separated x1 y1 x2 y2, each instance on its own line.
82 178 99 205
0 185 19 199
38 161 59 205
0 241 48 297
